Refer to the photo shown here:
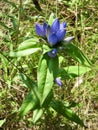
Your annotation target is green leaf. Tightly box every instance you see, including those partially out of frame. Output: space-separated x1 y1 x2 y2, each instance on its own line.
32 108 45 123
19 90 40 117
18 38 40 50
20 73 37 90
63 43 92 67
59 65 91 79
50 100 85 127
48 13 55 25
0 119 6 127
19 73 40 117
42 45 51 54
37 53 59 105
42 90 53 108
9 48 41 57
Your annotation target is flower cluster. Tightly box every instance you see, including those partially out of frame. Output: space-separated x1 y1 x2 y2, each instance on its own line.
35 19 66 46
35 19 74 58
35 19 67 57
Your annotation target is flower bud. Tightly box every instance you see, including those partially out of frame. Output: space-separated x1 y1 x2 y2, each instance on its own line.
48 48 57 58
55 77 63 87
64 36 74 44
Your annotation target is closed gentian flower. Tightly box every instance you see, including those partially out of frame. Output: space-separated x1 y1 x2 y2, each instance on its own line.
55 77 63 87
35 22 47 37
47 19 66 46
35 19 66 46
48 48 57 58
35 19 67 58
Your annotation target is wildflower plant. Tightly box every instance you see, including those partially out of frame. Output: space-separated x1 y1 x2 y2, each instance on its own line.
9 14 92 127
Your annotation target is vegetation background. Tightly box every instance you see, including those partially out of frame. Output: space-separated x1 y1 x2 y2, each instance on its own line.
0 0 98 130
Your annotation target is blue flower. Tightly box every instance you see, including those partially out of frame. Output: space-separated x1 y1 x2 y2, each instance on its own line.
35 19 66 46
35 22 47 37
55 77 63 87
48 48 57 58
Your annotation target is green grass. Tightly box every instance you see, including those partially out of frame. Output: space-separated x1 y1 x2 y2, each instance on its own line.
0 0 98 129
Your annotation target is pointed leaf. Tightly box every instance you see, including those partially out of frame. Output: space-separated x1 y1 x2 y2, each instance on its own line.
42 45 51 54
42 90 53 108
50 100 85 127
20 73 37 90
19 90 40 117
37 53 59 105
33 108 45 123
0 119 6 127
9 48 41 57
18 38 40 50
63 43 92 67
48 13 55 25
59 66 91 79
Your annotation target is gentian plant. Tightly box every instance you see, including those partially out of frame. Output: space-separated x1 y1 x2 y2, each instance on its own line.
9 14 92 127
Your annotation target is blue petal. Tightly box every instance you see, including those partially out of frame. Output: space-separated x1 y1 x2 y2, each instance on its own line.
35 24 45 36
43 22 47 35
60 22 67 29
56 29 66 42
51 19 60 32
48 33 58 46
48 48 57 57
55 78 63 87
43 22 47 30
46 25 51 37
